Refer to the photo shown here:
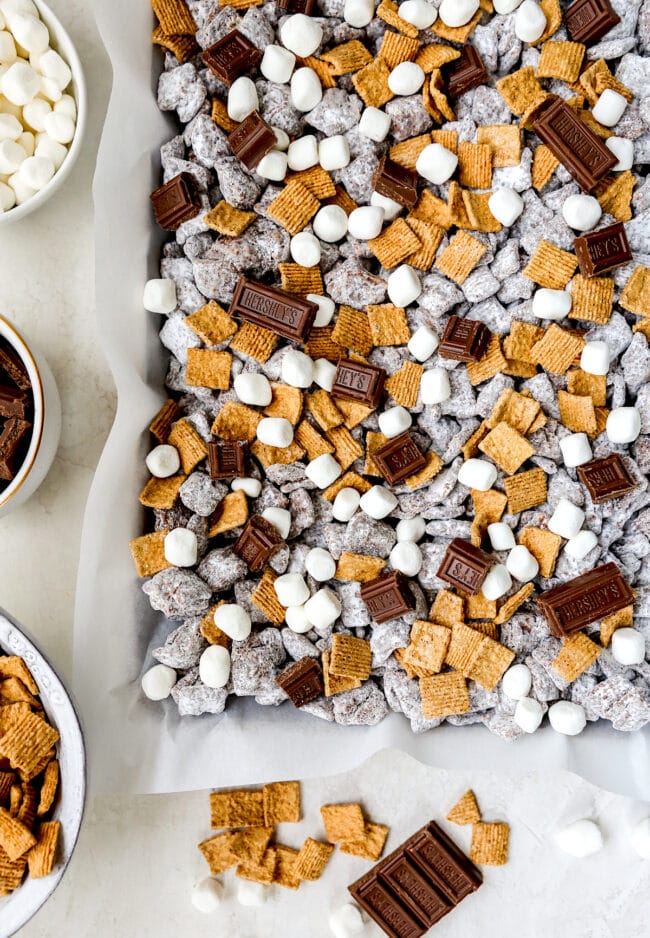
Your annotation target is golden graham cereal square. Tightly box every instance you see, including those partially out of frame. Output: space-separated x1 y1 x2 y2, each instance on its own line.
321 803 366 843
436 231 487 284
479 422 535 475
523 240 578 289
553 633 601 683
330 634 372 681
340 822 389 861
294 838 334 881
210 789 264 829
447 790 481 825
263 781 301 825
421 671 470 719
470 821 509 866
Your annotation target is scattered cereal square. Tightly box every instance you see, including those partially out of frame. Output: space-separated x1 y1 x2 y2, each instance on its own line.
504 467 547 514
436 231 487 285
479 422 535 475
518 527 562 578
210 789 264 829
168 418 208 472
530 324 585 375
558 390 597 435
385 361 423 408
340 822 389 861
523 240 578 289
495 583 535 625
376 0 418 37
185 301 237 345
230 322 278 363
470 822 509 866
140 474 185 511
335 552 386 582
553 632 601 682
369 218 422 269
569 275 614 325
279 263 324 296
496 67 545 115
150 398 181 443
209 490 249 536
330 634 372 681
252 570 286 626
323 650 363 697
378 30 420 69
325 425 363 469
367 304 410 346
264 384 304 425
129 530 171 578
204 201 255 236
186 349 232 390
476 125 521 168
352 57 394 108
267 181 320 235
212 402 261 442
537 40 585 83
26 821 59 878
420 671 470 719
430 590 464 628
294 838 334 881
321 803 366 844
458 142 492 189
321 40 373 74
263 781 301 825
532 144 559 190
620 266 650 317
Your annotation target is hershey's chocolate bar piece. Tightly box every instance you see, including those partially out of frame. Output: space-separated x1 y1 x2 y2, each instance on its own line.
445 45 489 98
276 657 323 708
150 172 202 230
0 385 28 419
0 416 31 482
574 221 631 277
577 454 636 503
202 30 262 85
360 570 416 624
228 111 276 170
405 822 482 905
373 432 426 486
331 358 386 409
0 342 30 391
537 562 635 638
352 875 426 938
565 0 620 44
532 96 618 192
278 0 316 12
207 440 248 479
438 315 491 363
373 156 418 209
229 277 318 343
380 853 453 929
437 538 494 594
233 514 284 572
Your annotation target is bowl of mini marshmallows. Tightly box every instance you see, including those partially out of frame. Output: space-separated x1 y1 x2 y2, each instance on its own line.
0 0 86 223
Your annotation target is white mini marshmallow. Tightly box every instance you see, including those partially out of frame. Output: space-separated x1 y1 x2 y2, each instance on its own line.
548 700 586 736
313 204 348 242
332 487 361 522
560 432 592 468
313 357 337 391
11 13 47 53
408 325 439 362
0 31 16 63
306 547 336 581
555 820 603 858
532 288 572 320
262 507 292 539
304 588 341 628
290 231 320 267
256 150 287 181
398 0 437 27
358 105 391 142
234 372 273 407
213 604 252 641
16 153 52 189
514 697 544 733
146 444 181 478
416 142 458 185
275 573 310 607
562 193 602 231
580 340 609 375
319 134 350 170
237 879 266 907
308 294 336 327
482 564 512 600
387 265 421 306
515 0 547 42
141 664 176 701
35 133 67 170
494 0 523 10
507 544 539 582
439 0 479 27
390 541 423 576
487 522 516 551
329 903 365 938
348 205 384 240
388 61 425 96
164 528 198 567
143 278 177 314
260 44 295 84
231 477 262 498
1 60 38 104
630 818 650 859
501 663 532 700
305 453 342 489
287 134 319 171
458 458 498 491
605 136 634 171
7 171 35 203
607 407 641 444
272 127 290 150
564 529 597 560
360 485 398 520
0 138 25 173
0 181 15 211
291 67 322 111
39 49 72 89
280 13 323 56
611 628 645 666
22 96 50 132
282 348 314 387
285 605 312 633
199 645 231 689
593 88 627 128
343 0 375 26
40 75 63 103
548 498 585 539
227 76 258 122
191 877 223 913
257 417 294 448
371 190 403 220
488 187 524 226
0 112 20 139
18 130 34 156
396 517 425 542
378 405 412 438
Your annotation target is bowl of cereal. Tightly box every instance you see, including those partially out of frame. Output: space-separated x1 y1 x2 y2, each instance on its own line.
0 0 87 224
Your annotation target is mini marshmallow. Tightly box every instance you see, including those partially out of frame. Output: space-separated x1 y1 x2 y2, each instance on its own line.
234 372 273 407
227 76 258 121
482 564 512 600
388 62 425 96
319 134 350 171
606 407 641 444
506 544 539 582
0 180 15 211
285 605 312 634
501 663 532 700
231 477 262 498
458 458 498 491
11 13 47 54
191 877 223 913
141 664 176 701
390 541 423 576
515 0 547 42
398 0 438 28
22 96 50 132
274 573 310 607
39 49 72 89
16 153 52 189
7 170 34 203
488 187 524 226
378 405 412 438
329 903 365 938
0 137 24 173
562 193 602 231
306 547 336 581
548 498 585 540
307 294 335 327
348 205 384 240
305 453 342 489
146 444 181 478
387 265 421 306
611 628 645 666
332 487 361 522
199 645 231 689
213 604 252 641
580 340 610 376
555 820 603 858
291 67 322 112
313 204 348 242
396 517 425 543
18 130 33 156
343 0 375 27
260 44 295 84
1 60 38 104
304 588 341 628
280 13 323 57
532 288 572 320
0 31 16 64
358 106 391 142
416 143 458 185
287 134 319 171
164 528 198 567
360 485 398 520
40 75 63 103
439 0 479 27
592 88 627 128
313 357 337 391
290 231 321 267
559 432 592 468
282 348 314 387
262 507 292 539
256 417 294 448
0 112 20 139
488 522 516 551
42 109 74 143
143 278 177 314
371 190 403 220
35 133 67 170
256 150 287 181
494 0 524 10
272 126 290 150
630 818 650 859
605 136 634 171
408 325 439 362
564 529 598 560
237 879 266 907
514 697 544 733
548 700 586 736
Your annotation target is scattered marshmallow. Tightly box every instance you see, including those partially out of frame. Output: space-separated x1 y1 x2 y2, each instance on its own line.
408 325 439 362
438 0 479 27
35 133 67 170
164 528 198 567
232 477 262 498
420 366 450 405
548 700 586 736
227 76 258 121
358 105 391 142
592 88 627 128
291 67 322 112
605 136 634 171
0 31 16 64
390 541 423 576
329 903 365 938
507 544 539 582
0 113 20 139
308 294 336 327
319 134 350 171
256 150 287 181
22 96 49 132
275 573 310 607
371 190 403 220
143 278 177 314
532 288 572 320
580 340 610 375
482 564 512 600
501 663 532 700
313 204 348 242
306 547 336 581
488 187 524 226
290 231 321 267
332 487 361 522
262 506 292 539
562 194 602 231
285 605 312 634
260 44 295 84
38 49 71 88
494 0 524 10
378 405 412 438
146 444 181 478
564 529 598 560
388 61 425 96
287 134 319 171
396 517 425 542
282 348 314 387
257 417 294 448
387 265 421 306
280 13 323 57
398 0 437 28
304 588 341 628
359 485 398 520
237 879 266 907
458 458 498 491
7 170 34 203
191 877 223 914
630 818 650 859
555 820 603 858
234 372 273 407
559 432 592 468
0 138 25 173
611 628 645 666
514 697 544 733
199 645 231 689
487 522 516 551
313 357 337 391
348 205 384 240
141 664 176 701
272 126 290 150
305 453 342 489
606 407 641 444
515 0 547 42
0 181 15 211
213 604 252 642
1 59 38 104
416 142 458 185
343 0 375 27
548 498 585 540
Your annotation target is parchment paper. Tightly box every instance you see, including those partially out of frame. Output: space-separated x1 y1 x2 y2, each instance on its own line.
74 0 650 797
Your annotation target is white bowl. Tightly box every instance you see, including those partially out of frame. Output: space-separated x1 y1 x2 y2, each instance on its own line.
0 314 61 517
0 0 87 226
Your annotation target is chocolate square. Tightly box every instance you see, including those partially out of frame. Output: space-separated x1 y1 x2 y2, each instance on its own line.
228 111 277 170
577 454 636 503
437 539 494 594
565 0 620 44
233 515 284 572
150 173 202 231
276 657 324 708
202 30 262 85
207 440 248 479
438 316 491 363
445 45 489 98
373 432 427 486
360 570 416 624
372 156 419 209
331 359 386 409
574 222 632 277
